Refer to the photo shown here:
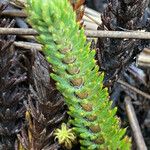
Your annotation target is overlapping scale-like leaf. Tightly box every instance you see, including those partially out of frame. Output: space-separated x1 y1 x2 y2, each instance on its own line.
26 0 131 149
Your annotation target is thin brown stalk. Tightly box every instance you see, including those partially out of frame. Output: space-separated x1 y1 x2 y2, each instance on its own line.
18 35 36 40
2 10 27 17
85 30 150 39
125 96 147 150
118 79 150 100
0 28 38 35
14 41 42 51
1 28 150 39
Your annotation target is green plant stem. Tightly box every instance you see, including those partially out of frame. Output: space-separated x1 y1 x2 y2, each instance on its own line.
26 0 131 149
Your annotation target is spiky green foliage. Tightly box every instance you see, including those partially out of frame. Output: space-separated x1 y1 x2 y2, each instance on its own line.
26 0 131 149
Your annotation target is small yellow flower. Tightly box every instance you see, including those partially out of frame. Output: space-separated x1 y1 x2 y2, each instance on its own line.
54 123 76 149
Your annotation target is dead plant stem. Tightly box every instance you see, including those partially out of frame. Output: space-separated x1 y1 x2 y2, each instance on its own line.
125 96 147 150
118 79 150 100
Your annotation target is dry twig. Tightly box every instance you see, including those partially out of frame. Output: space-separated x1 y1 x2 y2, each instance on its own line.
125 96 147 150
1 28 150 39
2 10 27 17
118 79 150 100
14 41 42 51
85 30 150 39
0 28 38 35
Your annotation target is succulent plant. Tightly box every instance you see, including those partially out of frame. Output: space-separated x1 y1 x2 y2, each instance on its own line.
26 0 131 149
